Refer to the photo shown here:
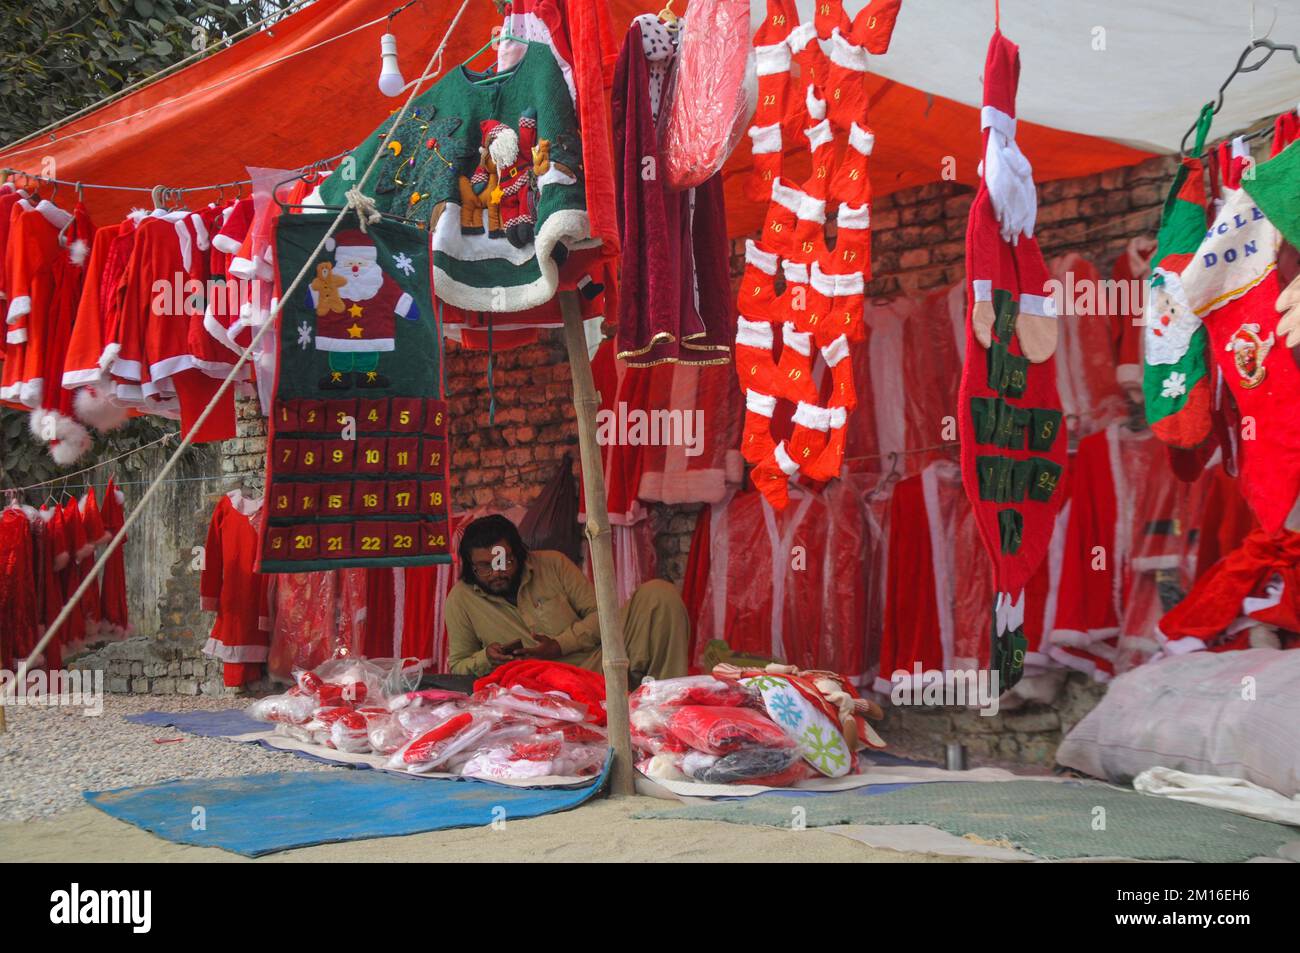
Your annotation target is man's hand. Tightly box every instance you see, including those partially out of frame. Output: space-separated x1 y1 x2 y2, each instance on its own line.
519 633 562 660
486 640 522 665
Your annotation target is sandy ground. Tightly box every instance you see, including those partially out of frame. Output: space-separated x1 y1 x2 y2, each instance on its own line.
0 797 992 863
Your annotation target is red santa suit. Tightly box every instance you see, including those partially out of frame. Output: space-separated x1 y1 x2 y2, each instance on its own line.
97 477 130 639
0 505 38 671
200 489 269 686
78 487 109 636
1048 253 1130 438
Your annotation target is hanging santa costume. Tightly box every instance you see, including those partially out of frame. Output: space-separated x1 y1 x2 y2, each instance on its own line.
200 489 269 686
97 477 130 638
956 31 1068 691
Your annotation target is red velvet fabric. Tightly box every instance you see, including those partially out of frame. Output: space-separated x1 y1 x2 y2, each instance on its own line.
474 659 607 725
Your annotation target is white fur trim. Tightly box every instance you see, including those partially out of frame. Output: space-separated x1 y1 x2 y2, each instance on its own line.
536 164 577 190
836 203 870 230
203 637 269 663
827 29 868 71
189 212 210 251
68 239 89 267
848 123 875 156
1117 363 1142 387
798 194 826 224
782 260 809 284
6 327 26 344
1020 293 1058 319
748 123 782 154
211 233 242 255
746 390 778 417
98 342 121 375
804 119 834 154
34 200 71 229
810 263 837 296
773 442 800 476
792 402 832 430
745 240 779 275
73 386 130 431
736 317 775 349
770 178 804 214
7 295 31 323
821 335 851 367
755 42 792 76
980 105 1017 140
826 406 848 429
782 322 812 356
806 85 827 120
972 279 993 302
787 21 817 53
314 337 396 352
835 271 865 295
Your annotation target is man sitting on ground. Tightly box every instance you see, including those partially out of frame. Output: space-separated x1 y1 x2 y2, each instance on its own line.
445 514 689 682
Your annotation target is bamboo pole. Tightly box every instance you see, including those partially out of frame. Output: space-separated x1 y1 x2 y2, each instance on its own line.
559 291 634 797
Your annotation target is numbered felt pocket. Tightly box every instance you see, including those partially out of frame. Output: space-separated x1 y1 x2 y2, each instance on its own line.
319 524 353 559
274 402 299 433
358 398 390 433
390 397 424 433
289 525 319 560
1028 408 1063 452
355 524 387 557
421 481 448 515
273 439 299 474
319 482 352 516
422 401 448 439
296 400 327 433
264 525 290 562
269 484 295 517
355 481 387 516
293 484 321 518
387 480 418 514
324 398 359 435
1028 458 1063 503
420 439 447 474
387 437 420 474
388 522 419 557
355 437 388 474
970 397 997 445
1002 352 1028 399
1009 459 1034 503
321 439 356 474
976 456 1010 502
421 520 451 555
998 509 1023 555
297 440 325 474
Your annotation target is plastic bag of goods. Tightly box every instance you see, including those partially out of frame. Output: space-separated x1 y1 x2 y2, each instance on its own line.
248 692 316 725
630 675 757 711
388 711 499 774
666 705 796 756
658 0 754 191
476 684 589 723
366 712 409 755
329 710 372 753
388 688 467 712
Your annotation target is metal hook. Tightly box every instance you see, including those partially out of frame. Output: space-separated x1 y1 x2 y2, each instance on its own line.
1250 1 1278 42
75 181 84 203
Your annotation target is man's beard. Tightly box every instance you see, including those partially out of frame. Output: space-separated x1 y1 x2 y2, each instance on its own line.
482 562 524 598
338 260 384 299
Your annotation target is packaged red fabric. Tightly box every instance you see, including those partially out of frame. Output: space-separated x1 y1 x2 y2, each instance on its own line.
666 705 794 756
473 659 606 724
630 675 754 710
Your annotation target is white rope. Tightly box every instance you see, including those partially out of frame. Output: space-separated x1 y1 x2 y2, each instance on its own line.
5 0 474 694
0 0 316 155
0 6 410 162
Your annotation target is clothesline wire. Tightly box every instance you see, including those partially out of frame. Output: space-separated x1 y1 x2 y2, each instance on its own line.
7 0 475 695
3 432 178 494
1 151 348 198
0 0 317 155
0 2 420 163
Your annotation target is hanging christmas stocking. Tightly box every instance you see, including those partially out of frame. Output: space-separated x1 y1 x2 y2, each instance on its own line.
753 41 793 129
1142 104 1215 449
814 0 849 38
762 179 805 258
826 269 866 345
851 0 905 54
775 322 819 404
737 240 781 321
753 0 799 46
824 29 870 131
788 22 829 97
736 316 783 395
829 123 874 207
751 441 800 509
801 262 836 338
790 192 828 265
741 389 779 464
820 333 857 408
822 202 871 277
776 259 810 327
787 402 832 471
802 119 837 200
746 124 784 203
804 406 849 481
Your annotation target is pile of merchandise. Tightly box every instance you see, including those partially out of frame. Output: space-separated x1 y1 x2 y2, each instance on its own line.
247 656 608 781
631 668 885 787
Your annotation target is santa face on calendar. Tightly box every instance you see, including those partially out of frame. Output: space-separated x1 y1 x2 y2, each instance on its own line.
308 230 418 391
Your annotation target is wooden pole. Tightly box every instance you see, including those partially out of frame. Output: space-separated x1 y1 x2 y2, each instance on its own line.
559 291 635 797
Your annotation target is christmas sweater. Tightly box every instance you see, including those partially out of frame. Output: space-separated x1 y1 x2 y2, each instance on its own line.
321 40 593 313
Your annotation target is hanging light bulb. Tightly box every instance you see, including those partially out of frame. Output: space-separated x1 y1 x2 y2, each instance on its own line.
378 32 405 97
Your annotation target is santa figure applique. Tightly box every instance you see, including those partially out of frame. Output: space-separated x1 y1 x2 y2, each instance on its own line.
463 112 539 248
306 230 419 390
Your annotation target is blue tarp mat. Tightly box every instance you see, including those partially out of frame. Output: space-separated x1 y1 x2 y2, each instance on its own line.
125 708 264 738
85 756 612 857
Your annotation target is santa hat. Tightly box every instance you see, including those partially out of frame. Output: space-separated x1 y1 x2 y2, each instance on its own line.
981 30 1020 126
325 230 378 258
480 119 520 169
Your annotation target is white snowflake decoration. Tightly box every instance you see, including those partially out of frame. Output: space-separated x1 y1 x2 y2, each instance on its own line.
297 321 313 350
392 251 415 276
1160 371 1187 399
